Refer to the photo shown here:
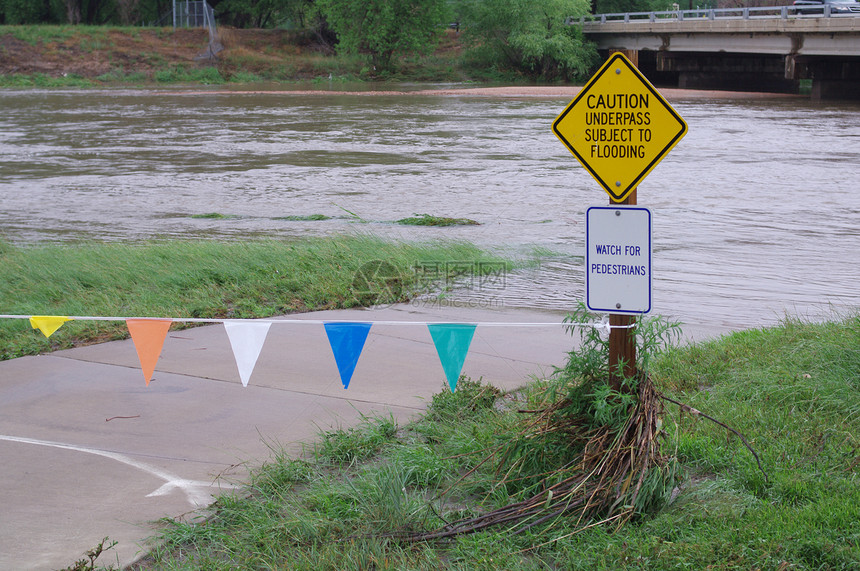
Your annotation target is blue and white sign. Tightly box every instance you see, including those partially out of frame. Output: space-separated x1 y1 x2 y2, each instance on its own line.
586 206 652 314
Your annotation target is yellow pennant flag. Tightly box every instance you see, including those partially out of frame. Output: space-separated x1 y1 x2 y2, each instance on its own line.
30 316 72 338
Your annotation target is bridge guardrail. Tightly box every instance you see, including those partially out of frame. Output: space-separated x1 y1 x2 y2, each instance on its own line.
572 4 855 24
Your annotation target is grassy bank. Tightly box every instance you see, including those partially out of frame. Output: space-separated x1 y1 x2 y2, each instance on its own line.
0 236 508 360
116 316 860 570
0 25 471 87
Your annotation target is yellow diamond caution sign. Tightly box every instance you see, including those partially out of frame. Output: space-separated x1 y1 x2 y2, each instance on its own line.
553 53 688 202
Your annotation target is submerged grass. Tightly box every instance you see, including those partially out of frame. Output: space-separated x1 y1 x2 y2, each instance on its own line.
396 214 480 227
0 236 508 360
273 214 332 221
125 316 860 570
189 212 237 219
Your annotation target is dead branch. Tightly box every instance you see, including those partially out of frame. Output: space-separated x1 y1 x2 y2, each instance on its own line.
398 375 670 543
659 393 769 483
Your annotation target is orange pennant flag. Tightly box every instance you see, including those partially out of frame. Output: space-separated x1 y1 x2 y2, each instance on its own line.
29 315 72 338
126 319 172 386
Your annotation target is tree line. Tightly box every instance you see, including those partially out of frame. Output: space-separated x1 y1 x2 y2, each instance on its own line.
0 0 676 80
0 0 679 27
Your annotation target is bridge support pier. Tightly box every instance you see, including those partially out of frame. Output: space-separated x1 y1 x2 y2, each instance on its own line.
810 80 860 101
787 55 860 101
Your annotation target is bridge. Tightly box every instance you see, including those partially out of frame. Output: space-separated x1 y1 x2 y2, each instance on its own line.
574 7 860 99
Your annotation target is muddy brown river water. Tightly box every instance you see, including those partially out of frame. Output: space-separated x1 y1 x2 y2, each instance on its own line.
1 86 858 332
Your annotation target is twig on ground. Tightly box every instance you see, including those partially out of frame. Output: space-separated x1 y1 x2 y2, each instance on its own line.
659 393 768 483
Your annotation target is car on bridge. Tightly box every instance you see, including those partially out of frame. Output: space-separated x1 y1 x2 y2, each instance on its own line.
793 0 860 15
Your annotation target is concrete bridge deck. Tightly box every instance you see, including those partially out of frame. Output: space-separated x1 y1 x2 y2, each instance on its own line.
574 9 860 99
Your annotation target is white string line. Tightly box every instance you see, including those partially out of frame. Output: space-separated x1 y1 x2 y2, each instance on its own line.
1 314 639 329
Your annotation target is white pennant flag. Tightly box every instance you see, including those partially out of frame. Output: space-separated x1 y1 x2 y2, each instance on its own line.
223 321 272 387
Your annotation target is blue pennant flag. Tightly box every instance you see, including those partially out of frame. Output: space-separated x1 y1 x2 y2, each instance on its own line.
427 323 477 392
324 322 372 389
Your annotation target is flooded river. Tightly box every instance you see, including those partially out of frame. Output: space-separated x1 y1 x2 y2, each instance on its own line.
1 87 858 333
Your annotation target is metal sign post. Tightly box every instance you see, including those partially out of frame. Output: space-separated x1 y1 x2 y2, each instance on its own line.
607 192 638 385
608 194 638 385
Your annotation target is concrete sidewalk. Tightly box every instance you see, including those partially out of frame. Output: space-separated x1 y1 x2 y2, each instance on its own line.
0 303 586 570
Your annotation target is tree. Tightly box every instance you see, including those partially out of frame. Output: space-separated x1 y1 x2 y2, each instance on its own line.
116 0 140 24
317 0 447 72
0 0 61 23
592 0 666 14
62 0 114 24
135 0 170 23
457 0 597 81
0 0 171 24
213 0 270 27
207 0 317 28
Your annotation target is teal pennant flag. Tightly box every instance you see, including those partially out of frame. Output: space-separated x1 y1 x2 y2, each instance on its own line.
324 322 372 389
427 323 477 392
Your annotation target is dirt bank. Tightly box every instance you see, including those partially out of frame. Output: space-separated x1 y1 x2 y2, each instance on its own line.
0 26 803 100
0 27 212 78
0 26 439 82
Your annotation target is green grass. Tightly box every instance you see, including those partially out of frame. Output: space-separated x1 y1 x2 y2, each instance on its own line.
273 214 332 221
226 70 266 83
0 236 509 360
94 69 147 83
0 72 95 88
153 66 224 84
0 24 85 45
120 317 859 570
194 213 332 221
396 214 480 227
189 212 237 219
313 413 398 467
